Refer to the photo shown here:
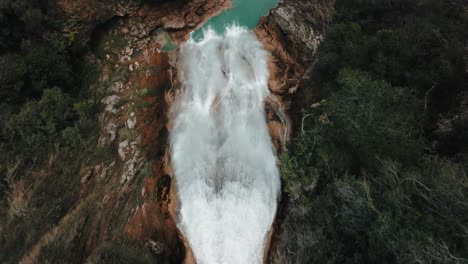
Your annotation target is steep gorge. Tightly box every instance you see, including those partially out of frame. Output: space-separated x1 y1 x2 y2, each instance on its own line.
167 1 336 262
0 0 336 262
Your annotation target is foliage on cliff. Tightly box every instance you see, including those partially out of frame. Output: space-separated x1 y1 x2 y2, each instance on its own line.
278 0 468 263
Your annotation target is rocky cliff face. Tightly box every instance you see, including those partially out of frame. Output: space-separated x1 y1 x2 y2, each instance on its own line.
255 0 336 263
256 0 335 92
57 0 230 45
255 0 335 154
14 0 229 263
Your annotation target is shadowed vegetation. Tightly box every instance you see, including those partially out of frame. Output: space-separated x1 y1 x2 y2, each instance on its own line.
275 0 468 263
0 0 100 262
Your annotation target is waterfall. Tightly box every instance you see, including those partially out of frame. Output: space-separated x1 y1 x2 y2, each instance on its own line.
170 26 280 264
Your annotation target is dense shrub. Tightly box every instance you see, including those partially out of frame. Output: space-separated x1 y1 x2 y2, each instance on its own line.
0 1 99 262
276 0 468 263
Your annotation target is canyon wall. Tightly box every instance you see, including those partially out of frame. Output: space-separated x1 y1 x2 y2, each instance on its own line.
16 0 229 263
255 0 335 154
255 0 336 263
9 0 338 262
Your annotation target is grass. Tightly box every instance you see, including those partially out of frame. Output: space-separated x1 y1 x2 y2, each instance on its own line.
0 151 82 263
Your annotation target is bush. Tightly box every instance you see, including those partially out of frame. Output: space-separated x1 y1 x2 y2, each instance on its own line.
2 88 75 155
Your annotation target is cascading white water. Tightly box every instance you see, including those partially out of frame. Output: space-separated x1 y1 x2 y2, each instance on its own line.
170 26 280 264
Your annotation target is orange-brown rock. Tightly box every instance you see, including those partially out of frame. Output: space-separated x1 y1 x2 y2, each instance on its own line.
56 0 231 45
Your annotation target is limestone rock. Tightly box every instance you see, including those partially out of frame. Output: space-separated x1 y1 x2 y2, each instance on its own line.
272 1 334 61
126 112 137 129
255 0 335 94
118 139 130 160
102 95 121 114
110 81 124 93
121 142 143 184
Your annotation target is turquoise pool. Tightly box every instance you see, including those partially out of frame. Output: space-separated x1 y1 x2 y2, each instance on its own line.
192 0 279 40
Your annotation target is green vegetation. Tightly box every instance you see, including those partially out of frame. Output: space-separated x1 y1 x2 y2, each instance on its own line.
278 0 468 263
95 30 128 59
0 0 100 262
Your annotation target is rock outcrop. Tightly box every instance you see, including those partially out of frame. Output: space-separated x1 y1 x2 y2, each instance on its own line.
256 0 335 94
255 0 335 158
57 0 230 45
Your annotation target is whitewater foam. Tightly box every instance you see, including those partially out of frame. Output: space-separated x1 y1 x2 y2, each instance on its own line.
171 26 280 264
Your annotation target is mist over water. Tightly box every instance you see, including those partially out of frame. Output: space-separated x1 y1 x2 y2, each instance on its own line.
170 26 280 263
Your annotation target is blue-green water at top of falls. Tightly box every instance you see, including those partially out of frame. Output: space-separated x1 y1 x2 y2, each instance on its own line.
192 0 279 41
